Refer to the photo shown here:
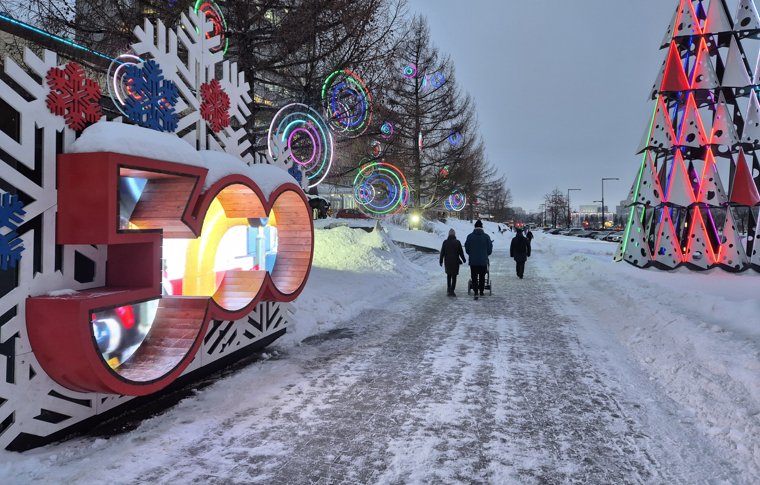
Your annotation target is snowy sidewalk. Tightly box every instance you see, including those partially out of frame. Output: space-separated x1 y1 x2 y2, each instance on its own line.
2 245 750 484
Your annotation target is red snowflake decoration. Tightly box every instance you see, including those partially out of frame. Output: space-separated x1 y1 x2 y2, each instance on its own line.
46 62 102 131
200 79 231 133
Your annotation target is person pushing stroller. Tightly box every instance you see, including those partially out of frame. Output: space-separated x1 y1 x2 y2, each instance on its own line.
465 220 493 300
440 229 466 297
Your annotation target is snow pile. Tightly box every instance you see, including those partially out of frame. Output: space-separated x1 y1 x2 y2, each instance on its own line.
70 121 202 165
287 225 431 346
311 226 398 272
536 232 760 475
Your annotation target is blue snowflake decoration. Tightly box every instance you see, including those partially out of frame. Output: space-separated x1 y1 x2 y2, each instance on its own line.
124 60 179 133
288 162 304 185
0 192 25 270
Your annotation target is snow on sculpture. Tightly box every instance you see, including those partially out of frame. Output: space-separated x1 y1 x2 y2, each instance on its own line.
617 0 760 273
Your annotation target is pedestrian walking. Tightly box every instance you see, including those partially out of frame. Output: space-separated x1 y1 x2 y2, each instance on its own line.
464 220 493 300
439 229 466 297
510 227 531 279
525 226 534 247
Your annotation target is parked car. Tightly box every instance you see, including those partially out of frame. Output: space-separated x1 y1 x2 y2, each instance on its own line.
335 208 372 219
593 231 613 240
549 228 563 235
606 231 624 242
561 228 585 236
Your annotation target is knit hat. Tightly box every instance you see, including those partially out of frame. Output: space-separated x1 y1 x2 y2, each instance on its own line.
474 220 483 228
448 228 455 236
516 227 523 233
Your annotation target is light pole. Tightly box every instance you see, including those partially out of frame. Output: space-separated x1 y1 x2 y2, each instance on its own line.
567 188 581 228
601 178 619 230
593 200 603 229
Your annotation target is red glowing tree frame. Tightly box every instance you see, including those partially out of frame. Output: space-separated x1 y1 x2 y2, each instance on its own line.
26 152 313 396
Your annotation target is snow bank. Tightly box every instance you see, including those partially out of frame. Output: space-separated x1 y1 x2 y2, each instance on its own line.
69 122 296 199
536 232 760 476
286 225 432 346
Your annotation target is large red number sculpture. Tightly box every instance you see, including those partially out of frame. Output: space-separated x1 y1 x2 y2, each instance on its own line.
26 152 313 396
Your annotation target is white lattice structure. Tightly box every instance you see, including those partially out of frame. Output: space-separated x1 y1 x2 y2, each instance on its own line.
0 10 302 450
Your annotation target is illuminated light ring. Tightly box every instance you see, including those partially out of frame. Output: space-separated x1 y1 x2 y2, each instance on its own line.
194 0 229 55
353 162 408 216
268 103 334 189
402 63 417 79
321 70 373 137
107 54 143 117
439 165 450 178
380 121 394 140
369 139 382 158
430 72 446 89
444 191 467 212
448 131 463 146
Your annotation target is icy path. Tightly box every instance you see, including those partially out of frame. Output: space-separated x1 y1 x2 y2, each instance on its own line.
3 244 749 484
131 251 739 483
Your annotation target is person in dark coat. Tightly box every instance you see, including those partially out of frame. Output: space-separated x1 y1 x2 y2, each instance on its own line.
525 226 534 247
439 228 466 296
510 227 531 279
464 220 493 300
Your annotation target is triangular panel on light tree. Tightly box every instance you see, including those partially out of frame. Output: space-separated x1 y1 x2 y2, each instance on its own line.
677 94 709 148
648 56 667 101
690 39 721 91
638 97 677 153
667 150 698 207
751 210 760 269
653 207 684 269
683 208 718 270
741 91 760 145
660 3 680 48
673 0 703 38
617 206 653 267
661 42 691 94
719 207 749 271
704 0 734 34
710 93 740 154
628 150 665 207
730 149 760 205
722 35 752 88
735 0 760 32
697 149 729 206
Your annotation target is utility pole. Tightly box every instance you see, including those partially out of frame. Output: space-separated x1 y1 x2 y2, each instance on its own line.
567 188 581 228
601 178 619 230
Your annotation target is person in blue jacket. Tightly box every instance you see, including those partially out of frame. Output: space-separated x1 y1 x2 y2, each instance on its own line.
464 220 493 300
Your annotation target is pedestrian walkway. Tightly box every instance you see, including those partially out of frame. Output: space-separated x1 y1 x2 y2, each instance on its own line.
129 250 740 484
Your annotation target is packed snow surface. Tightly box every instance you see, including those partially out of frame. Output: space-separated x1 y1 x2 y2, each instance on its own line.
1 222 758 484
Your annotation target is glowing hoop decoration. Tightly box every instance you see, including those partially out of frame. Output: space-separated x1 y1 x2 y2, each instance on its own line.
322 70 373 137
439 165 450 179
369 139 382 158
380 121 394 141
353 162 409 216
448 131 463 146
107 54 144 117
194 0 229 55
268 103 334 189
444 191 467 212
402 63 417 79
421 72 446 93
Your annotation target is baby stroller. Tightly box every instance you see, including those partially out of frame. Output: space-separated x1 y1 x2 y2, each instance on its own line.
467 262 492 296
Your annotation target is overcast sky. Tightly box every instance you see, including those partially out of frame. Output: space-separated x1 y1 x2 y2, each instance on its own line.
405 0 683 212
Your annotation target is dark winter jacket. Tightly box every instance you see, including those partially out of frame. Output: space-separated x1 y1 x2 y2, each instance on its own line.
526 230 534 243
464 228 493 267
510 233 531 262
440 236 466 275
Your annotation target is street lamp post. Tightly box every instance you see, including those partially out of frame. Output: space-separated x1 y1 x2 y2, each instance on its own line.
601 178 620 229
567 188 581 228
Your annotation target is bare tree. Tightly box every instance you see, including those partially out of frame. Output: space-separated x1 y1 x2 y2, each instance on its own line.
543 188 566 228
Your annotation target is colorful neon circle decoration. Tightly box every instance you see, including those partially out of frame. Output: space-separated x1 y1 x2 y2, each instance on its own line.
444 190 466 212
353 162 409 217
268 103 334 189
195 0 229 55
439 165 450 179
322 69 373 137
107 54 144 118
448 131 463 146
402 63 417 79
380 121 394 141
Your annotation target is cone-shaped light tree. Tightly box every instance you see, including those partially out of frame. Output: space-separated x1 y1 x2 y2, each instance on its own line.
617 0 760 272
